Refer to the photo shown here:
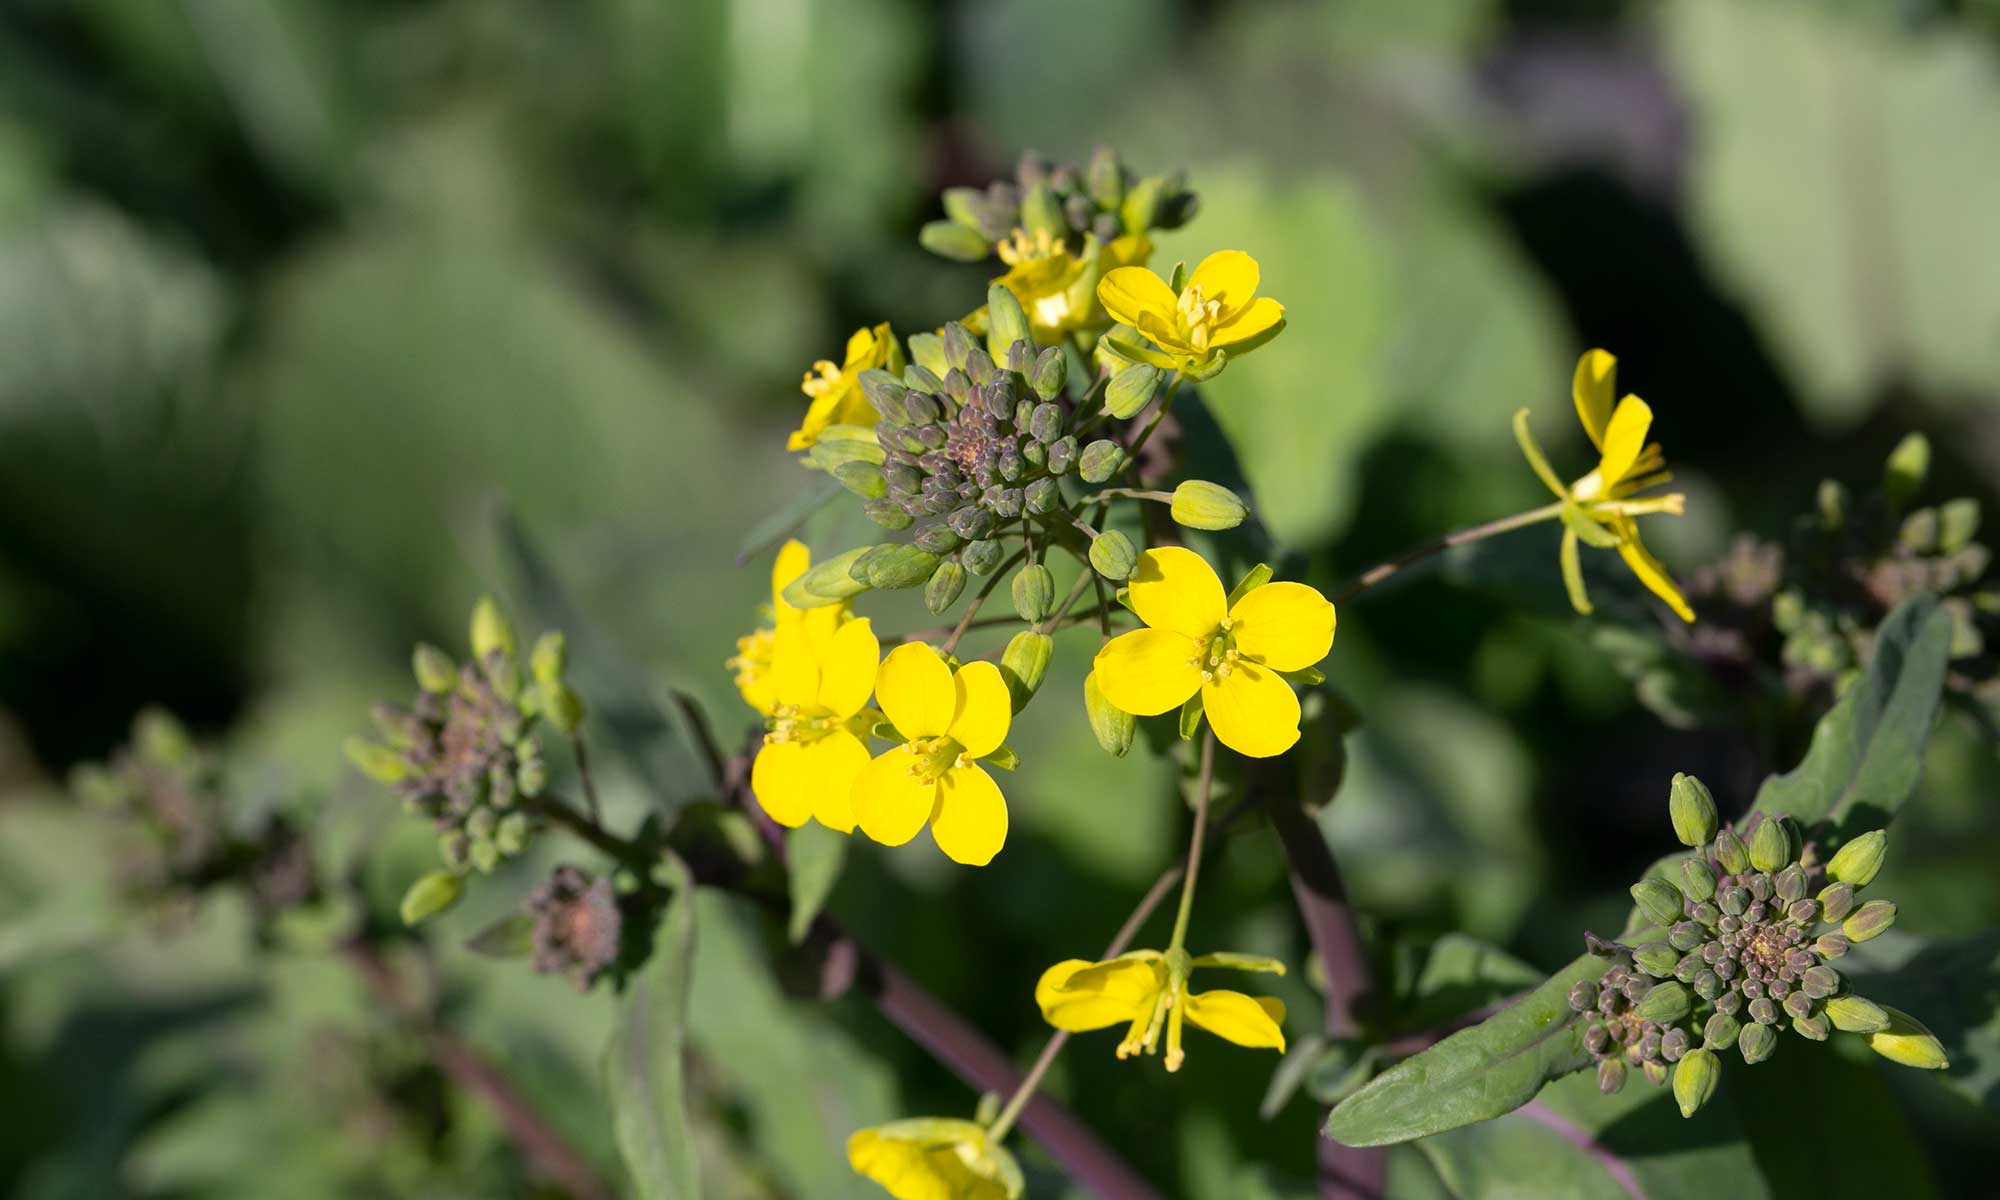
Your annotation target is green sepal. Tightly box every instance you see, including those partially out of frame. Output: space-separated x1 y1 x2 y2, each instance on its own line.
1178 691 1205 741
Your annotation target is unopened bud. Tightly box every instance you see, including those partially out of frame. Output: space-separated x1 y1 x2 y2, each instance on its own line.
1738 1022 1778 1064
1793 1013 1830 1041
920 219 989 262
1000 632 1053 712
961 539 1005 576
1635 944 1680 978
1748 997 1778 1026
1012 565 1056 621
1669 921 1704 951
924 561 967 614
1631 877 1686 928
529 631 567 688
1938 497 1980 553
1673 1048 1720 1118
1825 994 1889 1033
1079 439 1129 483
1171 480 1250 531
986 284 1032 359
1713 827 1751 874
471 596 515 661
345 737 408 783
861 544 941 590
1031 347 1067 401
1636 981 1692 1024
1749 817 1791 873
1084 671 1135 758
414 644 457 693
1883 432 1930 510
1703 1012 1741 1050
400 870 464 926
495 812 530 856
1813 932 1850 960
1597 1058 1627 1095
1681 857 1717 903
1669 773 1718 846
542 683 585 734
1826 830 1887 888
1866 1006 1949 1069
1104 363 1161 419
1843 900 1897 943
1089 530 1138 580
1642 1060 1669 1087
782 547 873 608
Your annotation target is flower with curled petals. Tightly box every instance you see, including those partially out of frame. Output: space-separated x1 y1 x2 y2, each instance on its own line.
1096 249 1285 373
1091 547 1334 758
790 323 901 452
1036 947 1287 1071
852 642 1013 866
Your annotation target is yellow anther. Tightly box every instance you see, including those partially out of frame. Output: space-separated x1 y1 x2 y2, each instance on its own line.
800 360 842 398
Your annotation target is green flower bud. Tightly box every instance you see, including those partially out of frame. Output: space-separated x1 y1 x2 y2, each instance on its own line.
495 812 530 856
1866 1006 1949 1069
471 596 516 661
541 682 585 734
1635 943 1680 978
924 560 967 614
1669 773 1718 846
1883 432 1929 510
1597 1058 1627 1095
1631 877 1687 928
920 219 989 262
999 632 1053 712
1084 671 1135 758
1843 900 1897 943
469 837 500 874
961 539 1005 576
400 870 464 926
782 547 873 608
986 283 1032 359
516 753 545 799
1792 1013 1830 1041
1818 883 1856 923
344 737 408 783
1104 363 1161 419
438 832 470 870
833 461 887 499
414 644 457 693
1089 530 1138 581
1713 827 1751 875
529 632 567 689
1021 180 1066 238
1011 565 1056 621
1826 830 1888 888
1681 857 1717 903
1703 1011 1741 1050
1641 1060 1669 1088
1899 507 1939 553
860 544 941 590
1749 817 1791 873
1938 497 1980 553
1825 994 1890 1033
1813 932 1849 960
1086 145 1124 209
1170 480 1249 531
1078 439 1129 484
906 333 948 379
1673 1048 1720 1118
863 499 915 530
1786 898 1819 925
1669 921 1704 952
1738 1022 1778 1065
1636 981 1692 1024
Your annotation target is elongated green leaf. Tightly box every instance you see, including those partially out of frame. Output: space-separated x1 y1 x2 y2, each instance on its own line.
464 912 536 959
734 477 843 566
1752 594 1952 831
604 856 701 1200
1325 942 1642 1147
785 822 846 945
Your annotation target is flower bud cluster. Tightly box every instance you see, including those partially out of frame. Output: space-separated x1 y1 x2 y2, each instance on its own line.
919 147 1196 264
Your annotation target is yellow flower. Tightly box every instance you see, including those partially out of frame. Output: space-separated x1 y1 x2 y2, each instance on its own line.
1096 250 1285 372
852 642 1012 866
790 322 900 452
1092 548 1334 758
728 539 824 715
1514 349 1693 622
993 229 1152 342
847 1118 1023 1200
1036 948 1287 1072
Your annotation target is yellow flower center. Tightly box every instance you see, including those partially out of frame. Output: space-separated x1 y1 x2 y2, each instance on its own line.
898 735 972 782
1174 283 1224 353
1186 617 1241 683
728 628 775 690
801 359 844 398
996 226 1062 266
767 703 843 747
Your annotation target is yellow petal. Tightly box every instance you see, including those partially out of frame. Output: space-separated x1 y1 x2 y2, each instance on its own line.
1035 956 1164 1032
847 1121 1015 1200
842 325 882 370
770 620 821 709
750 739 814 828
1096 266 1176 331
1513 407 1569 500
1227 582 1335 672
1184 989 1287 1052
1559 526 1594 616
817 617 880 717
1185 250 1260 322
1572 348 1617 451
771 540 811 615
1201 662 1301 758
1597 395 1653 487
1613 520 1695 623
946 660 1011 759
806 730 870 834
930 764 1008 866
853 746 940 848
1127 546 1226 639
876 642 956 739
1866 1006 1950 1070
1093 628 1202 716
1210 295 1285 349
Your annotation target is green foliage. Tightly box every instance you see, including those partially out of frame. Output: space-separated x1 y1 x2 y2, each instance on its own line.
604 855 702 1200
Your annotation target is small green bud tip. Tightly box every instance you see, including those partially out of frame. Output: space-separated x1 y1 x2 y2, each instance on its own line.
1749 817 1791 873
1826 830 1888 888
924 560 967 615
542 683 586 734
1084 671 1135 758
1884 432 1930 509
530 631 567 687
1681 857 1717 903
1825 995 1890 1033
1673 1048 1720 1118
1843 900 1897 943
400 870 464 926
1867 1007 1949 1070
345 737 408 783
1669 773 1718 846
1738 1022 1778 1065
1170 480 1249 531
1011 564 1056 622
1713 827 1751 875
1088 530 1138 581
1637 981 1693 1024
985 283 1031 359
470 596 516 661
413 644 457 693
1104 363 1162 420
1000 632 1053 713
1631 877 1686 927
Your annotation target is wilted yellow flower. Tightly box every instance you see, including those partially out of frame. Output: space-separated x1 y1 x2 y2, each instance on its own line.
852 643 1011 866
993 228 1152 342
1037 948 1287 1071
1092 548 1334 758
790 323 900 452
1096 250 1285 372
847 1118 1023 1200
1515 349 1693 622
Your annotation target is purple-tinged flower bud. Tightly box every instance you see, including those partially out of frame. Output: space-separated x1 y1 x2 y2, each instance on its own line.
1694 970 1724 1002
1749 997 1778 1025
1670 922 1704 951
1801 965 1840 999
1584 1021 1611 1053
924 560 966 614
1738 1023 1777 1064
1570 981 1600 1013
1662 1028 1691 1062
1720 887 1749 916
1749 873 1774 902
1598 1058 1628 1095
1637 982 1692 1024
1635 944 1680 978
1786 899 1819 925
1818 883 1856 924
1814 932 1849 960
1047 435 1078 475
1692 902 1721 927
1031 347 1066 401
1793 1013 1830 1041
1704 1011 1741 1050
1714 827 1751 874
1675 954 1702 983
1843 900 1897 943
1774 865 1807 905
1783 990 1815 1021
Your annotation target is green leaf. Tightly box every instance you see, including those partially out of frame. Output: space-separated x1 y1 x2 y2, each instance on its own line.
1324 943 1644 1146
735 477 844 566
785 823 846 945
604 854 702 1200
1845 929 2000 1119
1381 932 1545 1037
463 912 536 958
1751 594 1952 832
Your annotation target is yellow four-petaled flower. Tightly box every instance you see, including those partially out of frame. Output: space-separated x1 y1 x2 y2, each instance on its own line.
853 643 1013 866
1037 948 1287 1071
847 1118 1023 1200
1097 250 1285 372
790 323 900 452
1093 547 1335 758
994 229 1153 343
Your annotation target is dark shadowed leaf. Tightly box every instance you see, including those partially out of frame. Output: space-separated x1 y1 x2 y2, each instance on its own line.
785 822 847 945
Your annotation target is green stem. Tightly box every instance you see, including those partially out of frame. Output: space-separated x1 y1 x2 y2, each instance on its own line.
1079 487 1174 506
943 546 1027 656
1125 373 1184 463
1331 502 1563 604
1034 567 1097 636
1168 731 1218 952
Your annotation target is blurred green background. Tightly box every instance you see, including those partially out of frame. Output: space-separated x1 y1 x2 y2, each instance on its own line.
3 0 1999 1196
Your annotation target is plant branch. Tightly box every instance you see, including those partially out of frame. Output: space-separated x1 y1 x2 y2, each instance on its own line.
1330 502 1562 604
944 547 1028 656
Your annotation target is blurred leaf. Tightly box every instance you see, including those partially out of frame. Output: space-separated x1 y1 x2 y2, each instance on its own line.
1260 1033 1329 1119
736 477 843 567
604 854 701 1200
464 912 536 959
1752 594 1952 832
1845 929 2000 1119
1381 931 1544 1037
785 822 845 945
1729 1030 1938 1199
